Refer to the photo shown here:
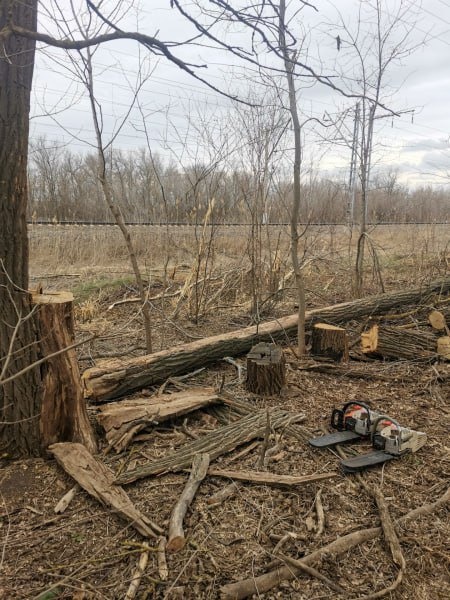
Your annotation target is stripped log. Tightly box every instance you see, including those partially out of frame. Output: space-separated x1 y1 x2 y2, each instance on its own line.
206 468 337 487
246 343 285 395
311 323 349 362
116 408 305 485
361 324 438 361
96 387 219 451
82 278 450 402
49 442 162 537
167 453 210 552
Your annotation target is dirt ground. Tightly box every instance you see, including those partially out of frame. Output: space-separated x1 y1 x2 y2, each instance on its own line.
1 225 449 599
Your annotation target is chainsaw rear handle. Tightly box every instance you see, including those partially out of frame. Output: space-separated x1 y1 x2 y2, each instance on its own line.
371 415 403 451
331 401 372 431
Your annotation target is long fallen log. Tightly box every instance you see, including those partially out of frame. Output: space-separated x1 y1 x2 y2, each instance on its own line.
82 278 450 402
116 408 305 485
220 486 450 599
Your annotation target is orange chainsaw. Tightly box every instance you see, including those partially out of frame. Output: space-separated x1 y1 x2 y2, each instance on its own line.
309 401 382 448
340 415 427 473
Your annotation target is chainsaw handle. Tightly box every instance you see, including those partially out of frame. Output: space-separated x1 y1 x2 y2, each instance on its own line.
371 415 403 441
331 401 372 430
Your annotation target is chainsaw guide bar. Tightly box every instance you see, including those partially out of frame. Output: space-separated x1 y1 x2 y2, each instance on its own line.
309 429 361 448
309 404 427 473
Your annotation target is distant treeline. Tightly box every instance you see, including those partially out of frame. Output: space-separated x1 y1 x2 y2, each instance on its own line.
28 140 450 225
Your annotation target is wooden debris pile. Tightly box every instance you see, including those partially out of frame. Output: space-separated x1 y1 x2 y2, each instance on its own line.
44 278 450 599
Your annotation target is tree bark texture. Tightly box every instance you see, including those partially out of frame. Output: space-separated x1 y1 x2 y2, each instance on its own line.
34 292 97 453
116 408 305 485
311 323 349 362
361 324 438 361
96 387 219 452
0 1 42 455
82 278 450 402
246 343 286 395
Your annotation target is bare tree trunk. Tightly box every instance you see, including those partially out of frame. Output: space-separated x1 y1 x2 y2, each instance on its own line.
84 49 152 353
279 0 306 355
0 1 43 455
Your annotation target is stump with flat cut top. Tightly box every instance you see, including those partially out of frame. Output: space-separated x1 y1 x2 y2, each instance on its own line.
311 323 349 362
245 343 286 396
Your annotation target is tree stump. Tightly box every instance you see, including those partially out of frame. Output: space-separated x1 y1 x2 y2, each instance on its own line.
311 323 349 362
33 292 97 453
246 343 286 395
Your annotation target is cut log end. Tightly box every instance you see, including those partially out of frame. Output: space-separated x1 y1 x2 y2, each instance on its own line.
166 536 185 552
246 343 286 396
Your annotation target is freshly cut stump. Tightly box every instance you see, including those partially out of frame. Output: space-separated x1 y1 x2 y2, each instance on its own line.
246 343 286 396
33 291 97 453
311 323 349 362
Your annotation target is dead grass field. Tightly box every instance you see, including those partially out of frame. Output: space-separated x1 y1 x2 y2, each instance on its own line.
1 223 449 599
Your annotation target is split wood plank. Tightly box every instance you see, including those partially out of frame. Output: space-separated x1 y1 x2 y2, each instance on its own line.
82 278 450 401
206 469 338 487
96 387 220 452
167 453 210 552
49 442 162 538
116 408 305 485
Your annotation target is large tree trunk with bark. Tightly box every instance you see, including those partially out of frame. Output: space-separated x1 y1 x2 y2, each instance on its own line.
83 278 450 402
0 1 42 455
0 3 95 456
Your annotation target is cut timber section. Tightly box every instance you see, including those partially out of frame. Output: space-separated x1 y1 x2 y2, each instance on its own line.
82 278 450 402
361 324 438 361
96 387 220 452
33 292 97 453
116 408 305 485
49 442 162 537
246 343 285 395
311 323 349 362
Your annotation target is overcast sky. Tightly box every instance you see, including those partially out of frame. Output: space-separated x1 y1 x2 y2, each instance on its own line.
29 0 450 190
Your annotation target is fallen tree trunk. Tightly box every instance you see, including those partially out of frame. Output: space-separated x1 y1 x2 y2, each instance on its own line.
361 325 438 361
82 278 450 402
116 408 305 485
220 486 450 599
96 387 219 452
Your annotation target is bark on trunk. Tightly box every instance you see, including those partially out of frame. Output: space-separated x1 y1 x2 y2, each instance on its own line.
82 278 450 402
246 343 286 395
361 324 438 361
311 324 349 362
0 1 42 455
34 292 97 453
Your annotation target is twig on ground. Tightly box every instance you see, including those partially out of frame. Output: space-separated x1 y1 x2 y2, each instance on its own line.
124 550 149 600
